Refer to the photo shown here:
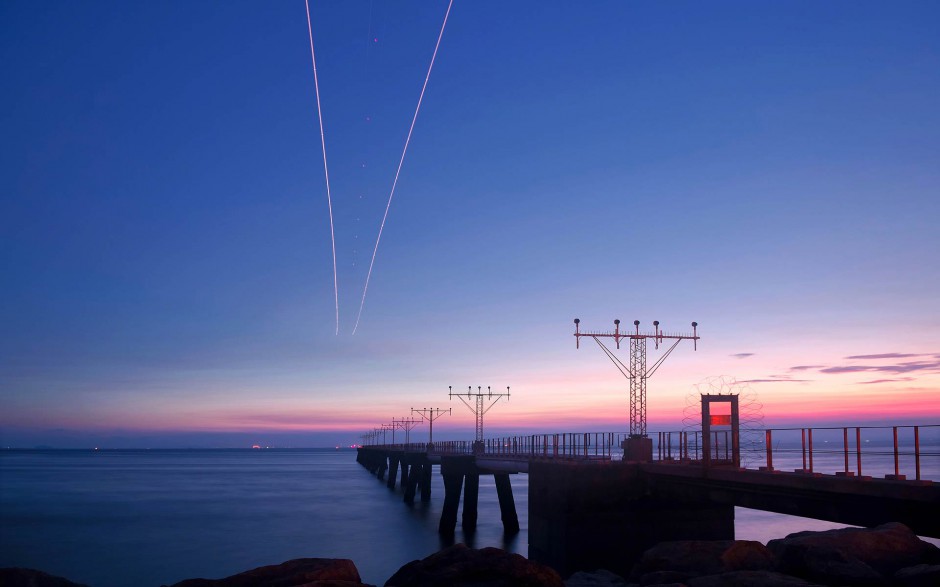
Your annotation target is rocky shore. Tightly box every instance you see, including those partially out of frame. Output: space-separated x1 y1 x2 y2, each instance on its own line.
3 523 938 587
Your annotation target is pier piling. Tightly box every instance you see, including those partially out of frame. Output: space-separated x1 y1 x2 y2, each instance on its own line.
494 473 520 534
439 471 464 534
404 466 420 504
420 463 432 502
386 456 399 489
400 461 410 490
462 473 480 531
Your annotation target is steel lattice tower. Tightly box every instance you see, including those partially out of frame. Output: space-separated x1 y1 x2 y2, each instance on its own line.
630 336 647 437
575 319 699 438
449 386 510 442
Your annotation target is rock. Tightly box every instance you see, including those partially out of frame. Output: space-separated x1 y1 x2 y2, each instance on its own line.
384 543 565 587
893 564 940 587
767 523 937 579
687 570 815 586
565 569 634 586
776 543 885 586
0 568 89 587
165 558 368 587
720 541 777 572
639 571 694 585
631 540 775 580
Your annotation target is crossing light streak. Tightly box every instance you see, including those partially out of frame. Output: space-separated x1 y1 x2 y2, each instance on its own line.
304 0 340 335
352 0 454 335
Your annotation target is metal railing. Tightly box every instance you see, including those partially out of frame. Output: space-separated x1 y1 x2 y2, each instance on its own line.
755 425 937 481
481 433 620 459
360 424 938 481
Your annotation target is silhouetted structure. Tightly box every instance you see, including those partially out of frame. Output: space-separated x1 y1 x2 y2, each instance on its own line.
356 397 938 578
573 319 699 461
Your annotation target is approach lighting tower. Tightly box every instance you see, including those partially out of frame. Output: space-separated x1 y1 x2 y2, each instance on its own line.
411 407 451 446
449 386 510 446
392 417 419 445
379 424 394 445
574 319 699 455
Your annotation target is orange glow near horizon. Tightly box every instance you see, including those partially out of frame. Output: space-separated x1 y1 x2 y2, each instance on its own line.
5 361 938 438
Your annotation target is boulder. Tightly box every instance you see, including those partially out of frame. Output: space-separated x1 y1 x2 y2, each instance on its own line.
0 568 89 587
631 540 775 580
773 544 883 586
638 570 693 585
384 543 564 587
893 564 940 587
768 523 940 584
564 569 634 586
687 570 815 587
166 558 368 587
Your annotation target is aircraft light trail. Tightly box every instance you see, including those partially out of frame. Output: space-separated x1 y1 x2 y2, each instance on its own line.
352 0 454 335
304 0 340 335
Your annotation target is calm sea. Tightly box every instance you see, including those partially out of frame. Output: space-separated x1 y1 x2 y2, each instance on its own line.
1 448 937 587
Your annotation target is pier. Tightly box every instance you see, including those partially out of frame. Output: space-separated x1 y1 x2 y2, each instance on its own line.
357 423 939 577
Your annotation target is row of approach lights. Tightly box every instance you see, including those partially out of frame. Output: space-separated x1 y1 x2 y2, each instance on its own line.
574 318 699 350
362 385 512 447
362 405 452 447
362 320 700 446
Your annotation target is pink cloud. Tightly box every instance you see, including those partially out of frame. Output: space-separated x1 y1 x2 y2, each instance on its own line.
845 353 925 360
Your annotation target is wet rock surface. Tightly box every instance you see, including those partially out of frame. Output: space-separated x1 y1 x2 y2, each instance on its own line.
892 563 940 587
564 569 634 587
165 558 368 587
686 570 815 586
630 540 774 580
565 523 938 587
384 543 565 587
768 523 940 586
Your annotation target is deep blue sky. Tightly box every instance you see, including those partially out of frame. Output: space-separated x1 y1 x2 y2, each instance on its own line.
2 1 939 448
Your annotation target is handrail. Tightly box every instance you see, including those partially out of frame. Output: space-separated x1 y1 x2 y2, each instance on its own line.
359 424 938 481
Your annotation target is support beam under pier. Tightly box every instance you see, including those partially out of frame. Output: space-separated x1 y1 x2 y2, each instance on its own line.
495 473 520 534
404 465 420 504
386 455 399 489
400 461 410 491
462 473 480 532
439 472 464 535
420 463 432 502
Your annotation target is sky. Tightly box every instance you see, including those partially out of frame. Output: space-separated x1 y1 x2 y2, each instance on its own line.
2 1 939 448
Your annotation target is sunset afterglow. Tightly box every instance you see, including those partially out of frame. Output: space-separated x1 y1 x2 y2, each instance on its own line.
2 1 938 448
